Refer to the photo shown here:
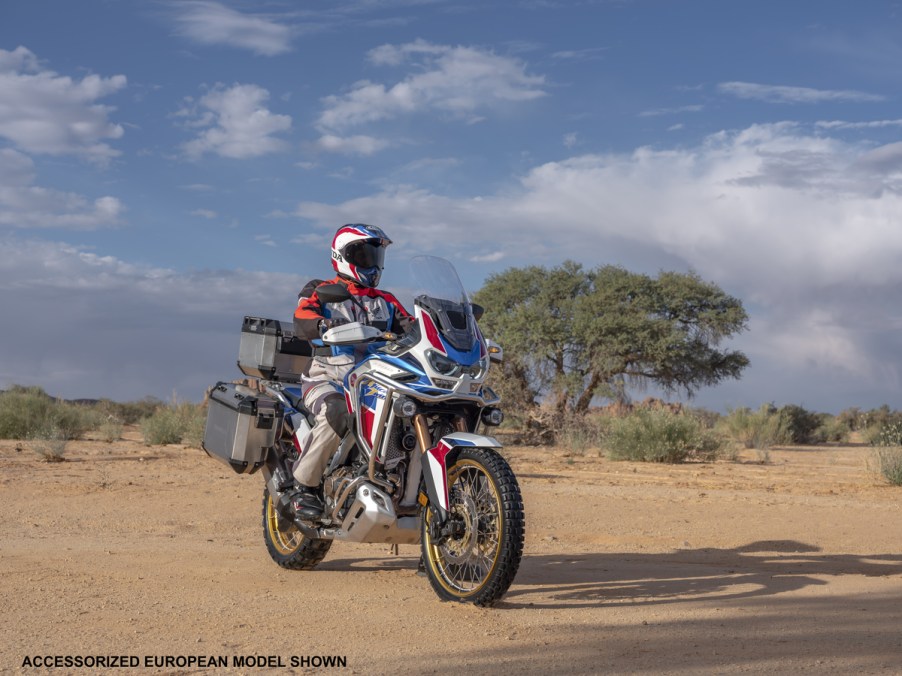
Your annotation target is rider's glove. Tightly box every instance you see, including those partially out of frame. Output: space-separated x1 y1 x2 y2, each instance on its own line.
318 318 347 336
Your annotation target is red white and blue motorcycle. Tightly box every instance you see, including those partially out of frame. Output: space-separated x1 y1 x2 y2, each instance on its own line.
248 256 524 606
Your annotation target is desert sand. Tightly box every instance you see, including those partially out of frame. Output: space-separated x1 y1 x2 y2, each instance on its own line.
2 428 901 674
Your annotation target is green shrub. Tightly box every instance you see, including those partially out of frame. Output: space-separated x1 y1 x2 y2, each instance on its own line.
98 419 123 443
777 404 822 444
719 404 791 450
141 402 206 446
604 409 725 463
836 407 863 432
873 447 902 486
814 415 849 444
0 386 100 441
859 406 902 434
870 421 902 447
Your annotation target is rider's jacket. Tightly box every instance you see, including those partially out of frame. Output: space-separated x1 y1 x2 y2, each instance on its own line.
294 276 411 365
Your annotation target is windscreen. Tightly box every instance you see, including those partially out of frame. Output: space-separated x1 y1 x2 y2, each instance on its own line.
408 256 477 352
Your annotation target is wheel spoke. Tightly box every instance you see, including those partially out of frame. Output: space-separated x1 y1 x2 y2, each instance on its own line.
429 460 505 593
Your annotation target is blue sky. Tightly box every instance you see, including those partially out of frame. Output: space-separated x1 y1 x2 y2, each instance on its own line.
2 0 902 413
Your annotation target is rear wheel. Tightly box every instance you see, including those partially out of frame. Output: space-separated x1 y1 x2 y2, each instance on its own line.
421 447 524 606
262 487 331 569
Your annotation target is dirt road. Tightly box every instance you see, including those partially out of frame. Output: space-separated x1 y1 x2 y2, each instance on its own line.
2 430 902 674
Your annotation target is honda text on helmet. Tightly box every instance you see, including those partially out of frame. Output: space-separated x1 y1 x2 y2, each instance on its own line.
331 224 392 288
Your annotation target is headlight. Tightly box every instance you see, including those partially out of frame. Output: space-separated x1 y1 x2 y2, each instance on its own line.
427 349 461 376
468 356 488 379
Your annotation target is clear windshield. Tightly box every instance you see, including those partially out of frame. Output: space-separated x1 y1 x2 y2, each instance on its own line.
407 256 477 353
408 256 469 306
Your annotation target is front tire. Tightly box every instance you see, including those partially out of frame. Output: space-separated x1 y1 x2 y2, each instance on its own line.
420 447 524 606
262 487 331 570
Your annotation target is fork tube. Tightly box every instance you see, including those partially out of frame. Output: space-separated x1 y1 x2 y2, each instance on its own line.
413 414 432 452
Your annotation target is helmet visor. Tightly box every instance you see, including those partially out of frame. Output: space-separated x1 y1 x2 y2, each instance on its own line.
344 240 386 269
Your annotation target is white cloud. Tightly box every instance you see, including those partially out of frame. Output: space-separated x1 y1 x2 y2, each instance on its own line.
171 1 293 56
0 149 124 229
639 105 704 117
292 123 902 394
0 236 304 400
190 209 217 219
179 83 292 159
718 81 884 104
315 134 391 156
317 39 546 132
816 118 902 130
469 251 504 263
0 46 126 162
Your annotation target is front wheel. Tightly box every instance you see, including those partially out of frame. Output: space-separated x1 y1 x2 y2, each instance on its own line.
262 487 332 570
421 447 524 606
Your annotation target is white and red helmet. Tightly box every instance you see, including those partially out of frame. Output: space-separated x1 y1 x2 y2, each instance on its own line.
331 224 392 287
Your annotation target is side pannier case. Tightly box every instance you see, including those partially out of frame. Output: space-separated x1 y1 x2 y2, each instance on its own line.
237 317 311 382
203 382 283 474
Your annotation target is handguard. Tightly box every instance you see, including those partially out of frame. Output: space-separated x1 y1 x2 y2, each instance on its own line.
321 322 385 345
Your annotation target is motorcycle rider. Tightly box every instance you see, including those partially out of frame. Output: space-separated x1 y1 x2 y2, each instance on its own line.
284 224 411 520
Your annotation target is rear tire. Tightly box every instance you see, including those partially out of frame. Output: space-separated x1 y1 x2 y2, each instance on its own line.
421 447 524 606
262 487 331 570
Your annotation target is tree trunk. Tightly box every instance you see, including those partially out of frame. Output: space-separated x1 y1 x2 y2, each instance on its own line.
574 371 602 414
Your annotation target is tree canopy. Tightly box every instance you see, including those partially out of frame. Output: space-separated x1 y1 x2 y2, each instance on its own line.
473 261 749 415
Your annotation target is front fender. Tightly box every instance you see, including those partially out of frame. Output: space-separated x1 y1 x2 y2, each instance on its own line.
422 432 503 522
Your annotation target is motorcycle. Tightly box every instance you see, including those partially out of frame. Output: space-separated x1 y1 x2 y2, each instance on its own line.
203 256 524 606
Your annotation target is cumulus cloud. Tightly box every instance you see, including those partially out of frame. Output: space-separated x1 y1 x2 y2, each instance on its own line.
0 236 304 401
293 123 902 400
178 83 292 159
317 39 546 132
171 1 293 56
0 149 124 229
315 134 391 156
0 46 126 162
719 81 884 104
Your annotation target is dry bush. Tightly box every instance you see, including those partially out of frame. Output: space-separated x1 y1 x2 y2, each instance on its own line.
141 402 206 447
872 447 902 486
604 408 725 464
719 404 791 451
0 386 100 441
29 424 68 463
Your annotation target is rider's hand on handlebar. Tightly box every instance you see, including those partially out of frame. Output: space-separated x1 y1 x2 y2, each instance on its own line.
318 318 347 336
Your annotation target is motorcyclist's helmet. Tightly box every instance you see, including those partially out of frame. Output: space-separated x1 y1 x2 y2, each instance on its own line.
331 224 392 288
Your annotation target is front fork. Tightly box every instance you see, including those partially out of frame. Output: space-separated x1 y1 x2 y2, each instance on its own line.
413 414 470 537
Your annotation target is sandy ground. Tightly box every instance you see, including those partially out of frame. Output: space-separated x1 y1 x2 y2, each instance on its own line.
2 428 902 675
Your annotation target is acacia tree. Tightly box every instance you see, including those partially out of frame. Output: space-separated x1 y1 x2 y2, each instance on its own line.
473 261 749 417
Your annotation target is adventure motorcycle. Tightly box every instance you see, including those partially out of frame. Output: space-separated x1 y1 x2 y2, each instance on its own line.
202 256 524 606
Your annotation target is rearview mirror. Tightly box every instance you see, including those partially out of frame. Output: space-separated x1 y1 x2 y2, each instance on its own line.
471 303 485 321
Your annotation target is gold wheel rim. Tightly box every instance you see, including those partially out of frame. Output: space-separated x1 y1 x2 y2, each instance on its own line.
266 495 304 555
424 458 503 597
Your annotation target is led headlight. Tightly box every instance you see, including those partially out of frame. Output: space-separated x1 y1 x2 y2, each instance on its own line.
465 356 488 379
427 349 461 376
